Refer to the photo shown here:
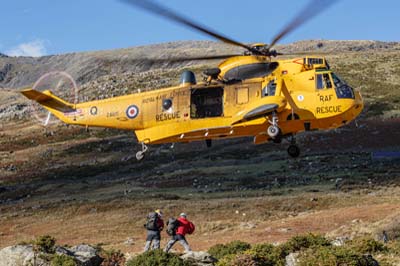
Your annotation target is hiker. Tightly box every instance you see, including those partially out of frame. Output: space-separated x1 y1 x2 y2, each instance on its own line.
164 213 195 253
383 230 389 243
144 209 164 251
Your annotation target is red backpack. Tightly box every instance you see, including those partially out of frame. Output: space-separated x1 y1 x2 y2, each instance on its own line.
187 222 195 234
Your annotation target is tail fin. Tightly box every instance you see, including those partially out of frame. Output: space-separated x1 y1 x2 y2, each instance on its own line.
21 89 75 113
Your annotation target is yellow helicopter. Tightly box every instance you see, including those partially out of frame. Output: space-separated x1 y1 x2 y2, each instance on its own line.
21 0 363 161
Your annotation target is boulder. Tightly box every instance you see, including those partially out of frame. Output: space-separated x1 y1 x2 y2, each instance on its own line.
68 244 103 266
285 252 299 266
0 245 46 266
180 251 217 266
0 244 103 266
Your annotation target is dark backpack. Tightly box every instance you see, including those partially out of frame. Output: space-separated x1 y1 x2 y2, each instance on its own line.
166 218 180 236
145 212 158 231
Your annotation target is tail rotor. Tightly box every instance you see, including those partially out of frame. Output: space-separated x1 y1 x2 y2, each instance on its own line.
29 71 78 127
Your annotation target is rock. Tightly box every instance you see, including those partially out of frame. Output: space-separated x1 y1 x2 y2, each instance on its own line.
55 246 74 257
180 251 217 266
278 228 292 233
331 236 350 246
0 245 46 266
68 244 103 266
124 237 135 246
0 244 103 266
239 222 257 229
285 252 299 266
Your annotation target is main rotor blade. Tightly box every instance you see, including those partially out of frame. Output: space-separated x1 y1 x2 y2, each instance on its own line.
145 54 242 63
106 54 241 65
121 0 255 52
267 0 339 50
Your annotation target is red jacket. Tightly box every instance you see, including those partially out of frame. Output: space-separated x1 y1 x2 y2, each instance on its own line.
176 217 195 236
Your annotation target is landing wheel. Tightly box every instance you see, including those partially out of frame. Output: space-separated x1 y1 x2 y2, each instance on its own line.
136 142 148 161
136 151 145 161
287 144 300 158
267 125 280 138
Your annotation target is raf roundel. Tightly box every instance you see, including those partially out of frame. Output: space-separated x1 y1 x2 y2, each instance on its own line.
126 105 139 119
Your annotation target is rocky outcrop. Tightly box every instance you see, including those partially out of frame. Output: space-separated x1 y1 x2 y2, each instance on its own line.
69 245 103 266
285 252 299 266
0 244 103 266
0 245 38 266
0 63 12 82
180 251 218 266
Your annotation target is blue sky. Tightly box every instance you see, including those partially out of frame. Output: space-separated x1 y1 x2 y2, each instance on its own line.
1 0 398 56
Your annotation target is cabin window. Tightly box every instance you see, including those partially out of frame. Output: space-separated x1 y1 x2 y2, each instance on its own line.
262 80 277 97
316 73 332 89
305 58 324 65
190 87 223 118
224 63 273 81
236 87 249 104
162 98 173 111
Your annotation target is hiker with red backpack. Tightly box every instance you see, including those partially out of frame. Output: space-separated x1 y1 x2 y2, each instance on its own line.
164 213 195 253
144 209 164 251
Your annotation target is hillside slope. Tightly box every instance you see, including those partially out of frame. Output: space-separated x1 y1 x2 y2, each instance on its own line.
1 40 399 89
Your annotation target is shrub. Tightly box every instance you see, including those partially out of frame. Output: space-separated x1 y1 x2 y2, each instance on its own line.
126 250 193 266
245 244 284 266
387 240 400 255
279 233 331 257
298 246 337 266
208 240 251 259
100 249 126 266
51 254 77 266
248 243 275 257
299 246 380 266
215 254 236 266
33 235 57 254
226 253 258 266
349 237 388 254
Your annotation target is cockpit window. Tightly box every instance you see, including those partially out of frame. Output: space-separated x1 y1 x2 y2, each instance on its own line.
331 73 346 87
332 73 354 99
316 73 332 89
224 63 274 81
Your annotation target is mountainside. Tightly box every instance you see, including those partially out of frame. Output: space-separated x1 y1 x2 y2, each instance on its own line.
0 40 399 89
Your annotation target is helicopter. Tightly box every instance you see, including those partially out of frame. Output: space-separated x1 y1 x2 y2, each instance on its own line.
21 0 363 161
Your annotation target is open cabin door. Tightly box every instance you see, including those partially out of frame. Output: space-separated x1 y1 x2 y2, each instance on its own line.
190 86 224 119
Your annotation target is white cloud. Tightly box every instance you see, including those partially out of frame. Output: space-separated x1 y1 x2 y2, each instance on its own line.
6 39 48 57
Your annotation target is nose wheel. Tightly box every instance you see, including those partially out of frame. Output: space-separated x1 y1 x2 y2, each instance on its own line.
267 125 280 138
136 142 148 161
267 112 281 139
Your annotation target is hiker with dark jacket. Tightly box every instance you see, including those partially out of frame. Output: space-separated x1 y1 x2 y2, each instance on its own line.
144 209 164 251
164 213 195 253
